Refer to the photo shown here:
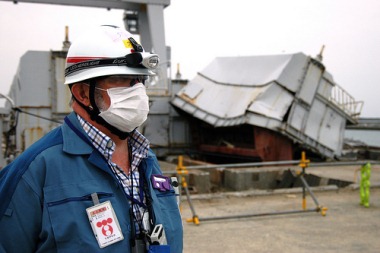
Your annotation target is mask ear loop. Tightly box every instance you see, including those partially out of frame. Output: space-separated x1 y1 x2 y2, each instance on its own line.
88 80 101 115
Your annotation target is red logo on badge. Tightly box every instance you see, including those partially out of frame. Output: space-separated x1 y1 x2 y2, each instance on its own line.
97 218 114 236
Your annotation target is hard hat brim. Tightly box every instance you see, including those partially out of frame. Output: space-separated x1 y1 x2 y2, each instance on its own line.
64 65 155 85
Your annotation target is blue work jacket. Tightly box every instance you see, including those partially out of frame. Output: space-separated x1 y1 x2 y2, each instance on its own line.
0 112 183 253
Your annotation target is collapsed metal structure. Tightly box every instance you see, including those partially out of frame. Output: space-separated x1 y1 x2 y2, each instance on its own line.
171 52 363 162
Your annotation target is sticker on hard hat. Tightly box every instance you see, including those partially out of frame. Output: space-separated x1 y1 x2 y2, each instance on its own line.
123 40 133 49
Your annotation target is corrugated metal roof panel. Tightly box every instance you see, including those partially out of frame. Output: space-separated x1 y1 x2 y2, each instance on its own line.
178 75 265 120
200 54 293 86
248 82 293 120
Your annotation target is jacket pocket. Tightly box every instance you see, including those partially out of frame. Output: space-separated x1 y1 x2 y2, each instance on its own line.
153 189 178 211
156 190 176 198
47 192 113 207
43 180 118 252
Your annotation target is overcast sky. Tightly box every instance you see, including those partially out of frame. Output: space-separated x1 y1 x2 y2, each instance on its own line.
0 0 379 117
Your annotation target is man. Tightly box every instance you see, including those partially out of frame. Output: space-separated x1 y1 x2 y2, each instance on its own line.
0 25 183 253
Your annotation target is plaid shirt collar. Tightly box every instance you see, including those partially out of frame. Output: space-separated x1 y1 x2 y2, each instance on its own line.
77 114 150 172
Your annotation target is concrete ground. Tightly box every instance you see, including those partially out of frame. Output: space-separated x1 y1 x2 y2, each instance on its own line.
308 164 380 185
180 186 380 253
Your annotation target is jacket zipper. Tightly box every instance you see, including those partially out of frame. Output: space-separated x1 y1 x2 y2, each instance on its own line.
47 192 113 207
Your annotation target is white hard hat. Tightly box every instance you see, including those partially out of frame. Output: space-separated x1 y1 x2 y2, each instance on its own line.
64 25 159 85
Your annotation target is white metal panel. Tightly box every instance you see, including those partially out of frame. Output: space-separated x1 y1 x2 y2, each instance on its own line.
142 114 168 146
143 96 171 148
17 108 57 150
149 96 171 114
276 53 308 92
248 83 293 120
288 104 308 132
182 103 197 114
22 126 45 150
318 108 345 154
182 81 203 99
304 99 325 140
193 110 208 120
317 76 334 99
171 97 185 108
203 114 218 126
54 56 72 113
169 118 190 146
178 75 264 119
246 113 282 130
298 62 323 105
200 54 293 86
15 51 51 107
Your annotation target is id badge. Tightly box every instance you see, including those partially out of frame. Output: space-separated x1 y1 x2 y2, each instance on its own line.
86 200 124 248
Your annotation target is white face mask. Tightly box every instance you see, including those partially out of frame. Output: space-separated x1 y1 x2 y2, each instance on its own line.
98 83 149 133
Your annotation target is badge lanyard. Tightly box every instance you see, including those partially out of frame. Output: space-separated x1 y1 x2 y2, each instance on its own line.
128 142 146 209
65 116 147 209
113 137 155 235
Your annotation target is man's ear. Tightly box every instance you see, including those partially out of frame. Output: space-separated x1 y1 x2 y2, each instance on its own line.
71 83 91 106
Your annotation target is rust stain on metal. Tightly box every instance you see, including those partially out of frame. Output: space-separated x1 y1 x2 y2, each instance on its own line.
179 93 197 104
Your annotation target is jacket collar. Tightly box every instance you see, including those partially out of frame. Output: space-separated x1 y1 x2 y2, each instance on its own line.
62 112 116 177
62 112 94 155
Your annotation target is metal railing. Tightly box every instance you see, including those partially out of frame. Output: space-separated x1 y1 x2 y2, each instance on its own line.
173 152 336 225
166 153 380 225
163 158 380 175
330 83 363 119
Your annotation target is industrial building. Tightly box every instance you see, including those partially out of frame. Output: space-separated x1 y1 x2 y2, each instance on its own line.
0 0 365 168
